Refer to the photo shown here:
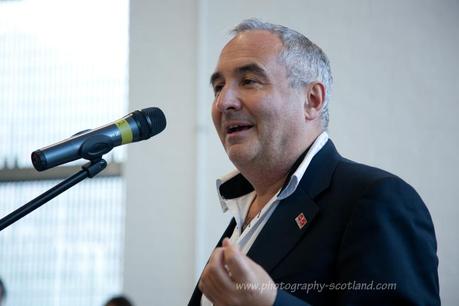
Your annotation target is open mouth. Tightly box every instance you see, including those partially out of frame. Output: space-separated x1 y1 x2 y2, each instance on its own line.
226 124 254 134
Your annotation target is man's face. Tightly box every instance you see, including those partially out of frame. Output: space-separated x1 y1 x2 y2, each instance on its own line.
211 30 307 169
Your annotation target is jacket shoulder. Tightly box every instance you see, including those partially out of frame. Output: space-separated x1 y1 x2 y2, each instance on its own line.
334 158 406 190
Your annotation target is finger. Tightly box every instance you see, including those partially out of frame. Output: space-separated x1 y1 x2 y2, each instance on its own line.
211 247 236 288
200 250 225 304
201 247 237 303
222 238 243 279
200 248 225 294
223 239 252 283
207 246 222 263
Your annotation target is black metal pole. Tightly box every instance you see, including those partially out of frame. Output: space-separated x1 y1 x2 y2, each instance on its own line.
0 159 107 232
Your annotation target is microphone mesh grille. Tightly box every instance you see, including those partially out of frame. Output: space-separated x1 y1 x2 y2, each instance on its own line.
141 107 166 136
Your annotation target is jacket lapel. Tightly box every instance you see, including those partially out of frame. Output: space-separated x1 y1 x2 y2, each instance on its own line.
247 140 341 274
188 218 236 306
246 186 319 274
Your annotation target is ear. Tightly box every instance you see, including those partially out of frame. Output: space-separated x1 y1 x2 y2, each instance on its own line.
304 82 325 121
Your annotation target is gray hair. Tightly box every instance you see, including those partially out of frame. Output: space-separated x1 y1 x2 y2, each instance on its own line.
231 19 333 129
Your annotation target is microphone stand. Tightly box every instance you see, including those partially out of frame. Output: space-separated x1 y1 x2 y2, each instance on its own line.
0 158 107 232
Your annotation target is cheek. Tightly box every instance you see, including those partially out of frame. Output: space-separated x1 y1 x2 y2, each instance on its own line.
257 98 286 128
211 104 223 135
211 104 218 125
261 98 303 138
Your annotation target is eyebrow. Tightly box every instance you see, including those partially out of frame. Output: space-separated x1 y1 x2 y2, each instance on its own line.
210 63 268 86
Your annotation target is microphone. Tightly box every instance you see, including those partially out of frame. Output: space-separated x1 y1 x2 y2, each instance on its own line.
31 107 166 171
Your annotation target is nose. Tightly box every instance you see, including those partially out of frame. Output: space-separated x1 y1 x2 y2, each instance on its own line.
215 84 242 113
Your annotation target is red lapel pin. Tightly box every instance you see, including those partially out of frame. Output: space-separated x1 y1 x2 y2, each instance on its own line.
295 213 307 229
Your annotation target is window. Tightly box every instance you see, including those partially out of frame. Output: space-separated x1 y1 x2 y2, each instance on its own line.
0 0 129 305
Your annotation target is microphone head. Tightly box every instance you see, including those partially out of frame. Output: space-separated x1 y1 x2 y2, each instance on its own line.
141 107 167 137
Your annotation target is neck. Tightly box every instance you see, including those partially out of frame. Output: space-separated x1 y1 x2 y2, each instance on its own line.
251 174 288 211
240 129 322 208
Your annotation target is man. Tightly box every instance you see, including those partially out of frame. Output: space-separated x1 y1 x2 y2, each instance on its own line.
189 19 439 306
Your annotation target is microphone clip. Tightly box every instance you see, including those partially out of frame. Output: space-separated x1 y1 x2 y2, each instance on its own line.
80 134 114 161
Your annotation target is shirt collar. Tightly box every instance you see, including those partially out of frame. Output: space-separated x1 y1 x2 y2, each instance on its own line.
216 131 329 212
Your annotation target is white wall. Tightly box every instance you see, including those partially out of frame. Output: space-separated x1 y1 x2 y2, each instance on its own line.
126 0 459 304
124 1 197 305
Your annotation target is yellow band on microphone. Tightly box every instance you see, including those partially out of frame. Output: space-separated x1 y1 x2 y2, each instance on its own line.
115 119 133 145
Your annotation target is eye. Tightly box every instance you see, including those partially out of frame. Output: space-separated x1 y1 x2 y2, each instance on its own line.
213 83 224 97
241 77 259 87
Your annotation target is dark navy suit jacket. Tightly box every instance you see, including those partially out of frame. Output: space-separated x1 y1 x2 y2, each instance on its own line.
189 140 440 306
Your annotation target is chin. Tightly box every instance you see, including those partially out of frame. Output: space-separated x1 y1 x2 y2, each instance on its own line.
226 145 257 168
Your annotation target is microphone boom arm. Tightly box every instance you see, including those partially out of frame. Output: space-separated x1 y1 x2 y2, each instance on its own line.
0 158 107 231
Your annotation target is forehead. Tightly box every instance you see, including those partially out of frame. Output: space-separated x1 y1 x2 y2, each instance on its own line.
215 30 283 74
